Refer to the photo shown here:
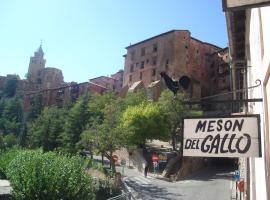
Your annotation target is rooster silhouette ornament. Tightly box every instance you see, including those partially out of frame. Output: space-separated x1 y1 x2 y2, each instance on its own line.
160 71 191 97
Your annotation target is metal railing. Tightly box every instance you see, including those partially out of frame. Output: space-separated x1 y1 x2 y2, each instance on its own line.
107 192 132 200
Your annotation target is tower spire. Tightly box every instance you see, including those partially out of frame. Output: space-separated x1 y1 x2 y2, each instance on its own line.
38 40 44 54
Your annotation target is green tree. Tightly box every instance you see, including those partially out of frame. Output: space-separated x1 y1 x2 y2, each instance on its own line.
0 133 4 149
120 102 170 146
3 134 18 148
122 89 147 109
88 91 117 123
26 94 44 122
64 94 91 153
3 77 18 98
95 99 124 172
0 98 23 138
28 106 67 151
79 97 124 171
158 89 202 150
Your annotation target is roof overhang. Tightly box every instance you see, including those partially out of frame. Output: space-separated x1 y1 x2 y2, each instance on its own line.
222 0 270 11
225 9 246 62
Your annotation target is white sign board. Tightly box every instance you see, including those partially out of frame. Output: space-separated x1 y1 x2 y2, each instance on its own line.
183 115 261 158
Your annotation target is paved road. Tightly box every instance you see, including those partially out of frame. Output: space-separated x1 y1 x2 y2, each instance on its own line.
118 166 234 200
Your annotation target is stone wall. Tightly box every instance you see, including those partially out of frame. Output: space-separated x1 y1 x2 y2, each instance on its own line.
90 75 122 93
40 67 64 89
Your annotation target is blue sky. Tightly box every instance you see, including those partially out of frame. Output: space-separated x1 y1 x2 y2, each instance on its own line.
0 0 227 83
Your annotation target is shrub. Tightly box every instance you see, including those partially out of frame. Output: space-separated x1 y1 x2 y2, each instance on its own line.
0 148 20 179
95 179 121 200
82 157 103 171
7 150 96 200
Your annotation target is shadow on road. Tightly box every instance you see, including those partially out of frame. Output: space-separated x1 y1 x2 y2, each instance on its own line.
183 165 235 182
126 179 183 200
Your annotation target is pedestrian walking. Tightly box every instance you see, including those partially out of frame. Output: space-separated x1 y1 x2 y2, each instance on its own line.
144 162 149 177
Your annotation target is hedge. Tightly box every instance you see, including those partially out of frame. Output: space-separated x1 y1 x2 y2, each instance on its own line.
7 150 96 200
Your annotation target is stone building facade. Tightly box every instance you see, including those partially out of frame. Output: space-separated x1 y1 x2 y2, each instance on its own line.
206 48 231 113
23 81 107 109
123 30 221 96
27 45 64 90
89 70 123 93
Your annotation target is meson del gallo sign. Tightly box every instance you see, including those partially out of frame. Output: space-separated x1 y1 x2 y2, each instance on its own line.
183 115 261 158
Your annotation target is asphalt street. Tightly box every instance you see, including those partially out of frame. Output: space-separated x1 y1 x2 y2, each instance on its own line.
118 165 234 200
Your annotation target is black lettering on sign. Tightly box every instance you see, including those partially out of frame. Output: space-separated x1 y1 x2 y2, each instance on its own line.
224 120 233 131
195 120 207 133
196 139 200 149
209 134 221 154
185 139 192 149
236 133 251 154
207 120 215 132
228 134 236 153
217 119 223 132
191 140 197 149
201 135 213 152
220 134 229 153
233 119 244 132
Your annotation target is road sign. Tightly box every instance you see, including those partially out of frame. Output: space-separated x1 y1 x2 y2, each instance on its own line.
237 180 245 192
112 155 118 162
233 170 240 181
152 154 159 162
120 159 126 166
158 154 167 163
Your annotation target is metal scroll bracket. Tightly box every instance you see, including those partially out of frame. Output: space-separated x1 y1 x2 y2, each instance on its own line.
183 79 263 105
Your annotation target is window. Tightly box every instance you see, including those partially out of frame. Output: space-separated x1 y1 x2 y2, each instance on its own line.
129 75 132 82
165 59 169 70
141 61 144 69
37 78 42 84
152 69 156 76
130 64 134 72
153 43 158 52
140 72 143 80
131 51 135 61
146 59 149 64
152 57 157 66
210 71 215 78
141 48 145 56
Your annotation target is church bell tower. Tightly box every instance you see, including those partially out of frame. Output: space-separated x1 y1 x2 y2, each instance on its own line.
27 44 46 84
